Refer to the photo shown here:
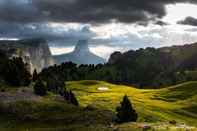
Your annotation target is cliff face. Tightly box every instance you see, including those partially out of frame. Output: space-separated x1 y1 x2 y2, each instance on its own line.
0 38 55 73
54 40 106 65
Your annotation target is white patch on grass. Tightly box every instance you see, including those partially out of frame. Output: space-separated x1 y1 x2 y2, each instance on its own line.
97 87 109 91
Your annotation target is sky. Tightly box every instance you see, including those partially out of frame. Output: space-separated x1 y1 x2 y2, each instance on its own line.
1 0 197 59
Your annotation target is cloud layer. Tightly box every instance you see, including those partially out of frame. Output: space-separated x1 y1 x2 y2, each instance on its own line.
0 0 196 24
1 0 197 59
178 17 197 26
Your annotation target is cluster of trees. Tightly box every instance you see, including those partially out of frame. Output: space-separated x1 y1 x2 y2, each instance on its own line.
33 78 79 106
0 50 31 86
33 69 79 106
40 62 101 81
61 89 79 106
33 78 47 96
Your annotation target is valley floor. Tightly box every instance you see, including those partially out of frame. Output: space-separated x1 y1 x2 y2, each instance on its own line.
0 80 197 131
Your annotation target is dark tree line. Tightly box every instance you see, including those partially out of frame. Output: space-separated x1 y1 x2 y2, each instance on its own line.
0 50 31 86
33 69 79 106
39 47 196 89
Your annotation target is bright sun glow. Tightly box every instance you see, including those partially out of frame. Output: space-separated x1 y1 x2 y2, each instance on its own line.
163 3 197 24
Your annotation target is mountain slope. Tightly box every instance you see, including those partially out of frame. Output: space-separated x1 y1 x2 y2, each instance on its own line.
54 40 106 65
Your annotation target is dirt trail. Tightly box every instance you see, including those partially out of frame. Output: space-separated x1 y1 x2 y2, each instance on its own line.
0 88 40 103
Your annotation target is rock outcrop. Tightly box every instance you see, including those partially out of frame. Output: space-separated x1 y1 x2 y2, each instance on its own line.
54 40 106 65
0 38 54 73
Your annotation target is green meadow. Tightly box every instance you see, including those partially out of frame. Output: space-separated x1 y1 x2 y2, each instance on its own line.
0 80 197 131
66 80 197 125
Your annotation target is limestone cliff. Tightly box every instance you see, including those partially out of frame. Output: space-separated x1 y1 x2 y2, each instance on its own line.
0 38 54 73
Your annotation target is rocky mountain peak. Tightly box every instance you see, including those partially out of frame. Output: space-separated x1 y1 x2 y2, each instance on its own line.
54 40 106 65
74 40 90 53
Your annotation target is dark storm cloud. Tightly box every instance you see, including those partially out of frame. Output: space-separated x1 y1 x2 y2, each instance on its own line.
178 16 197 26
0 0 196 23
154 20 169 26
0 22 95 45
0 0 43 23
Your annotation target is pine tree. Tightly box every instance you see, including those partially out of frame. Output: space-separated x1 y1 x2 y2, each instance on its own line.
32 69 38 82
62 88 70 101
116 95 138 123
34 79 47 96
62 89 79 106
69 90 79 106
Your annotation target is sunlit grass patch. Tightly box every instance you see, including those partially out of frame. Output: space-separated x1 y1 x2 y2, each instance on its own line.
67 80 197 126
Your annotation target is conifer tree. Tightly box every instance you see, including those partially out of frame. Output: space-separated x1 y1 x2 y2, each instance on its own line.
62 88 70 101
62 89 79 106
34 79 47 96
69 90 79 106
32 69 38 82
116 95 138 123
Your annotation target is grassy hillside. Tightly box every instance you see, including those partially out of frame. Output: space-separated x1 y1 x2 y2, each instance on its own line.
0 87 113 131
66 80 197 126
0 81 197 130
0 101 113 131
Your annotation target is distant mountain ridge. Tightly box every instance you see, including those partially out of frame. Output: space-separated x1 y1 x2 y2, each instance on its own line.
54 40 106 65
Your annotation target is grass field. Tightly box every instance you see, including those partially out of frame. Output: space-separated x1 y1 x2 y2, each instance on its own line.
66 80 197 126
0 95 114 131
0 80 197 130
